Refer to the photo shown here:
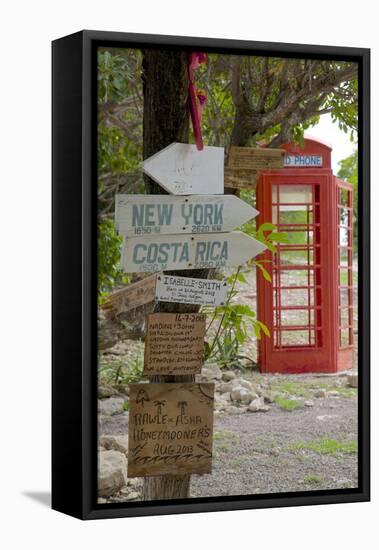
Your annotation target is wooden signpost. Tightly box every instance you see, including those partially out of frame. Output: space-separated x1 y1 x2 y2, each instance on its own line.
128 382 215 477
121 231 266 273
228 146 285 170
155 274 229 306
101 274 158 319
118 142 270 487
224 168 258 190
142 142 224 195
144 313 206 375
115 194 258 236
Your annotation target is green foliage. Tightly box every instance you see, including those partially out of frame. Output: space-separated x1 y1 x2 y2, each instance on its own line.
274 396 304 411
338 148 358 251
291 437 358 456
98 219 129 303
204 268 270 367
99 352 145 386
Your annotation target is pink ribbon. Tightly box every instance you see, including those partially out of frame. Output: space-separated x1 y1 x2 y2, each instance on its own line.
188 52 207 151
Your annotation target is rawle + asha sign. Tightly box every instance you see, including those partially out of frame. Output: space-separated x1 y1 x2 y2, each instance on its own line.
142 142 224 195
128 382 214 477
121 231 266 273
115 194 258 236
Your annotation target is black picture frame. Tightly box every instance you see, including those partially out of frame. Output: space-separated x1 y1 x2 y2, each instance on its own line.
52 30 370 520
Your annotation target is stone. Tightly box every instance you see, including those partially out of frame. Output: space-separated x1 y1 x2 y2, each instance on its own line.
228 406 247 414
314 389 327 398
304 400 314 407
230 387 255 404
247 396 266 412
98 385 117 399
98 450 127 497
261 390 279 403
100 434 128 455
347 372 358 388
201 364 222 381
98 397 125 416
124 491 140 501
219 382 236 393
326 390 340 398
222 370 236 381
235 378 254 391
97 497 107 504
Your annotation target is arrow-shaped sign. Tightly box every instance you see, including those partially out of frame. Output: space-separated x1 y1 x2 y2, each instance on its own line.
115 194 258 236
121 231 266 273
143 142 224 195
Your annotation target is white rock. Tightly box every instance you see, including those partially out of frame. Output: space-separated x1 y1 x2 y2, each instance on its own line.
230 387 254 404
326 390 340 398
202 364 222 380
347 372 358 388
219 382 236 393
98 450 128 497
228 406 246 414
235 378 254 391
98 397 125 416
222 370 236 381
100 434 128 455
304 400 314 407
247 396 266 412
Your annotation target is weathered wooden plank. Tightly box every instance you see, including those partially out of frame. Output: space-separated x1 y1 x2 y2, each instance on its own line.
121 231 266 273
128 382 214 477
228 146 285 170
144 313 206 375
224 167 258 189
115 194 258 236
143 142 224 195
155 274 229 306
101 274 158 319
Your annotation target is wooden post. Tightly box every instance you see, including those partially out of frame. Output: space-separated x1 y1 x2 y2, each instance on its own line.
141 49 210 500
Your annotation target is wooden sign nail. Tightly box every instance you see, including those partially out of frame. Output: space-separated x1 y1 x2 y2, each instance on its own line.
155 274 229 306
144 313 206 375
128 382 215 477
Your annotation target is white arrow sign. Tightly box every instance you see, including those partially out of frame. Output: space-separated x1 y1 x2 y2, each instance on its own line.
143 143 224 195
115 194 258 236
121 231 266 273
155 274 230 306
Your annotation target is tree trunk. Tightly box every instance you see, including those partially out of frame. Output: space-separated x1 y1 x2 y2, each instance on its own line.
141 49 210 501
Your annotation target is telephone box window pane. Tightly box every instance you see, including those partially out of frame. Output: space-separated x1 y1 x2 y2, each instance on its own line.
339 288 350 306
278 309 315 327
340 188 349 206
340 328 350 347
280 330 315 346
279 288 315 307
278 249 315 266
278 269 315 287
339 247 349 267
274 185 313 204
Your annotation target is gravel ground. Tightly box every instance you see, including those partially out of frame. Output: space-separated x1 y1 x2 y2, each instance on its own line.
99 379 358 498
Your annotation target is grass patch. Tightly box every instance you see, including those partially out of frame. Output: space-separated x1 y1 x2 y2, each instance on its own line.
274 395 304 411
303 475 324 485
291 437 357 456
214 430 239 454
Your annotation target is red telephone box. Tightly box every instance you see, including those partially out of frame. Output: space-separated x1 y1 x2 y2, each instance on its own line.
256 137 354 373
